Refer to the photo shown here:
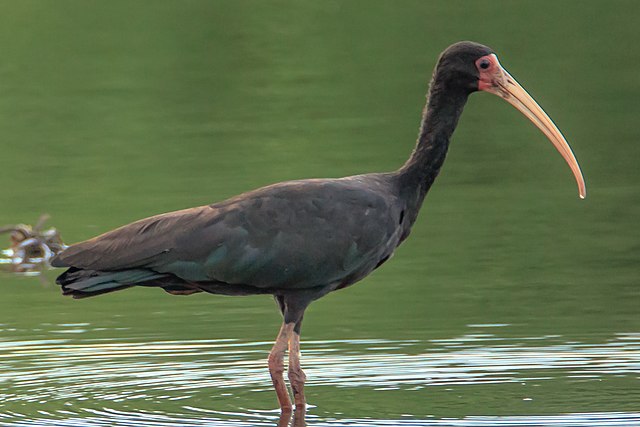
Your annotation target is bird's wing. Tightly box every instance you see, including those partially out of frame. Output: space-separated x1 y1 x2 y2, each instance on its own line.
52 177 402 289
50 206 216 271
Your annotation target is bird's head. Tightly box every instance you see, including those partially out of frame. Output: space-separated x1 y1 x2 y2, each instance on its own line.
435 41 586 199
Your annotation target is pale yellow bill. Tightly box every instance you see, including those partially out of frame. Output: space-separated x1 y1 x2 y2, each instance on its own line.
487 65 586 199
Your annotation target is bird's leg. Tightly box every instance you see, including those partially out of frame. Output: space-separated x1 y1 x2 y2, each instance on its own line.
269 322 295 411
277 407 306 427
274 294 310 412
276 410 292 427
292 407 307 427
288 323 306 409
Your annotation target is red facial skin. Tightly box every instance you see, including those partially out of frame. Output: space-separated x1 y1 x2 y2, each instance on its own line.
475 54 502 92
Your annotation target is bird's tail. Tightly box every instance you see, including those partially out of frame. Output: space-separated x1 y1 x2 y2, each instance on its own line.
57 267 167 299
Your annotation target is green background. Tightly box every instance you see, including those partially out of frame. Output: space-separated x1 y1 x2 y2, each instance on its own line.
0 1 638 425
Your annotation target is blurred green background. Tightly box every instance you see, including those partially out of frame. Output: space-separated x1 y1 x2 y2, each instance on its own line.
0 1 638 425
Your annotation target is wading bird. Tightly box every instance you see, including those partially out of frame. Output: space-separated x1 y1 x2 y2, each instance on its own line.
52 41 585 412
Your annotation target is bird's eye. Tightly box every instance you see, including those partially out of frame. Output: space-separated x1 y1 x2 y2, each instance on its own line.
479 59 491 70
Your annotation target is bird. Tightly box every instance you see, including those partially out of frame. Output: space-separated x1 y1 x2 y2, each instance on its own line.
51 41 586 412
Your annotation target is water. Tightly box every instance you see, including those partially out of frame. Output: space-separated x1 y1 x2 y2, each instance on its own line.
0 1 639 426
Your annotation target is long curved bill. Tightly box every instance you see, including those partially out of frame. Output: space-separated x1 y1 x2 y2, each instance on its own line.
480 55 586 199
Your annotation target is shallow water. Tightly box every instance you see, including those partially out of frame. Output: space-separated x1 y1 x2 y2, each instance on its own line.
1 0 639 426
1 324 640 425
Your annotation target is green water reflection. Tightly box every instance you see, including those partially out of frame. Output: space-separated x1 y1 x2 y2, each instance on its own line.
0 0 638 425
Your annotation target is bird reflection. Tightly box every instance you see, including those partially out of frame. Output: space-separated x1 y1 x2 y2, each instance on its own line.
278 407 306 427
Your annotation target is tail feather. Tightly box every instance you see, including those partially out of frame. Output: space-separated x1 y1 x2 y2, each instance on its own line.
57 267 167 298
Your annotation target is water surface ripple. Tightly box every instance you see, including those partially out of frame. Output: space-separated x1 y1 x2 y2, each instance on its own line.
1 332 639 426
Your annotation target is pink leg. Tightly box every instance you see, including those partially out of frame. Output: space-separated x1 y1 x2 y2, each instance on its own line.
288 331 307 409
268 322 294 411
277 411 292 427
292 407 306 426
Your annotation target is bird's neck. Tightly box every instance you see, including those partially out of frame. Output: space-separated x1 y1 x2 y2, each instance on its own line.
396 80 470 219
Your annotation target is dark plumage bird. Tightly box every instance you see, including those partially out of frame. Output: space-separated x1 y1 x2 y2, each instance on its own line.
52 41 586 411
